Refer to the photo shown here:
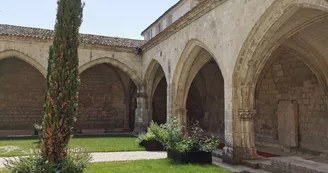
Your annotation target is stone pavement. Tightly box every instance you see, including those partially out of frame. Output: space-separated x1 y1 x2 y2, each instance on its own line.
0 151 167 168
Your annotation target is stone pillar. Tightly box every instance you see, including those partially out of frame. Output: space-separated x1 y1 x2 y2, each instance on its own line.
175 108 188 134
133 92 149 133
237 109 257 160
223 109 257 164
166 83 173 121
175 108 187 126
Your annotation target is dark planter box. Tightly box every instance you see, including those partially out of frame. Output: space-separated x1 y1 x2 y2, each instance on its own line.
167 150 212 164
139 140 145 147
142 140 165 151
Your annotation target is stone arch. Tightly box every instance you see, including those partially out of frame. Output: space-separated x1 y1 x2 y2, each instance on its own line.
143 59 168 124
254 46 328 153
229 0 328 162
143 59 168 85
77 61 137 132
0 50 46 78
171 39 224 129
0 54 46 136
233 0 328 110
79 57 142 87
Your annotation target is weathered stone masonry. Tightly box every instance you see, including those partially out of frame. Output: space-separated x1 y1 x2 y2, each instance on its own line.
256 49 328 153
1 0 328 164
77 64 135 133
0 58 45 135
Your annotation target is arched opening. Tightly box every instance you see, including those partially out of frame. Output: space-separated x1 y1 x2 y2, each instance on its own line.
186 60 224 139
172 40 225 143
0 57 46 136
233 2 328 160
255 47 328 154
77 63 137 133
144 60 168 125
152 73 167 125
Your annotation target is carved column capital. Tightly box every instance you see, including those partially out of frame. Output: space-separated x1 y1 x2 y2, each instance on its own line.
238 109 256 121
135 92 147 98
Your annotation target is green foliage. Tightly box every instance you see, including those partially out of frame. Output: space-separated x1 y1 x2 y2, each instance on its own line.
42 0 84 163
5 148 91 173
136 121 168 144
136 131 156 144
154 119 219 153
158 118 183 151
138 119 220 153
173 122 219 153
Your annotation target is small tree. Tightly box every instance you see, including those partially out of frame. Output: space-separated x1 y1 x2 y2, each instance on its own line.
42 0 84 163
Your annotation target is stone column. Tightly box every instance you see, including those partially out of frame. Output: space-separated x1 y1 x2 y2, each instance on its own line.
223 109 257 164
133 92 149 133
166 83 173 121
175 108 188 134
238 109 257 160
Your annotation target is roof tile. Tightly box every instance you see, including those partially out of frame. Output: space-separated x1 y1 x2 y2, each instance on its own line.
0 24 146 48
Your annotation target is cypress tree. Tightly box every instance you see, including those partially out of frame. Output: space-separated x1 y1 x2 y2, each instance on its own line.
43 46 54 111
41 0 84 163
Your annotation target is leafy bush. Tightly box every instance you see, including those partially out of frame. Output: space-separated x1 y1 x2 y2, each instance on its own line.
136 121 167 144
138 118 220 153
136 131 156 144
148 121 167 143
160 118 183 151
5 147 91 173
163 120 219 153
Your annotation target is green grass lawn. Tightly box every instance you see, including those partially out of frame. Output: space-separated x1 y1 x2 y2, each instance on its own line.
0 159 231 173
0 135 145 157
87 159 232 173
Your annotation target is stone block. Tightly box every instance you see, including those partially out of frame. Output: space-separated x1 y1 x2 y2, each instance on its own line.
277 100 299 149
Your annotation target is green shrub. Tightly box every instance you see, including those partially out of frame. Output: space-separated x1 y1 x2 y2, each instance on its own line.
162 120 219 153
148 121 167 143
5 147 91 173
138 118 219 153
160 118 183 151
136 121 168 144
136 131 156 144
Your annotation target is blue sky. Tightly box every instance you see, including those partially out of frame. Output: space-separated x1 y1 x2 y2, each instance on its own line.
0 0 179 39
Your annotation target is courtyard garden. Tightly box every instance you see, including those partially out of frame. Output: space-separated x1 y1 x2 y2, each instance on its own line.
0 119 232 172
0 0 231 172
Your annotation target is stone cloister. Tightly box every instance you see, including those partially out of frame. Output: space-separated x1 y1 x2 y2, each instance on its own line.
1 0 328 163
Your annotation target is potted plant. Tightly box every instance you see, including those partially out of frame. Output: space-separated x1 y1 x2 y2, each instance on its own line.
163 120 219 164
136 121 165 151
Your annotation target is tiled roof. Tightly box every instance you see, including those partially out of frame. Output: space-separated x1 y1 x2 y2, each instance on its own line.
0 24 146 48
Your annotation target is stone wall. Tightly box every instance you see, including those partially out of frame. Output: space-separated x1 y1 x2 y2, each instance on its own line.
255 50 328 153
77 64 129 133
0 58 45 135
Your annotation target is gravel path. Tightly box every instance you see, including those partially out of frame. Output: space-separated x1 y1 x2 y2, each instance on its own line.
0 151 167 168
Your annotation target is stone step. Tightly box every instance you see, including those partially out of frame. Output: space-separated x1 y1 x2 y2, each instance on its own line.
269 157 328 173
244 156 328 173
212 149 223 158
213 157 272 173
243 159 271 169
